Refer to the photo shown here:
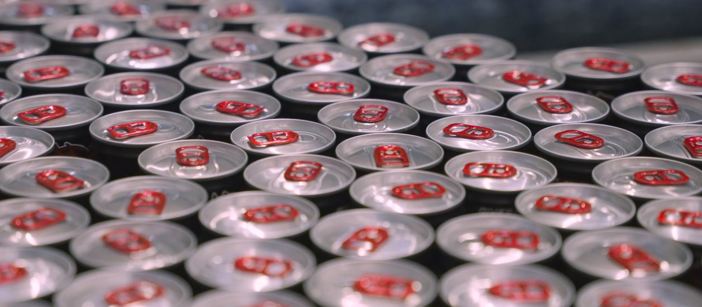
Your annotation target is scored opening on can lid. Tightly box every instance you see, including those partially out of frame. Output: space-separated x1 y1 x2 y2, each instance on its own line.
637 197 702 247
200 0 285 25
231 118 336 155
0 94 103 131
641 62 702 96
576 279 702 307
359 54 455 88
273 71 371 104
552 47 645 80
0 126 54 166
180 89 281 126
253 13 342 44
534 123 642 162
85 72 185 108
0 2 74 27
0 31 50 64
404 82 505 117
0 246 76 304
193 290 312 307
0 198 90 247
611 90 702 126
507 90 610 125
335 133 444 172
89 109 195 148
317 98 420 134
274 42 367 72
179 59 277 91
423 33 517 66
337 22 429 54
79 0 166 22
41 16 133 44
468 60 566 94
7 55 104 89
645 124 702 165
426 114 532 152
188 31 279 61
136 9 223 41
94 37 189 71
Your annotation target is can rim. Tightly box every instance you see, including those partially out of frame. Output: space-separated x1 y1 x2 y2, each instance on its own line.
636 196 702 246
187 31 280 62
0 198 91 246
425 114 533 151
422 33 517 66
179 59 277 91
335 132 445 172
7 55 105 89
0 94 104 131
94 37 189 71
273 42 368 72
40 16 134 44
0 31 50 64
359 53 456 88
641 62 702 95
179 89 282 126
645 124 702 164
403 81 505 116
135 9 224 41
231 118 337 155
534 123 643 162
317 98 420 134
0 126 55 166
272 71 371 104
611 90 702 126
337 22 430 54
85 72 185 108
552 47 646 80
576 279 702 307
89 109 195 148
467 60 566 94
506 89 610 125
0 78 23 107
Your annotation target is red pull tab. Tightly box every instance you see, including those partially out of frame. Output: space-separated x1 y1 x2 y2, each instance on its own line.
129 45 171 60
433 88 468 105
284 161 323 182
341 226 389 253
247 130 299 148
291 52 333 68
393 60 435 77
201 66 242 81
35 170 85 193
176 145 209 167
102 229 152 254
583 57 632 74
657 208 702 229
110 1 141 16
601 292 663 307
155 15 190 31
242 204 300 223
128 190 166 216
120 78 150 96
481 229 540 250
608 243 661 273
11 207 66 231
0 263 27 285
391 182 446 200
633 169 689 186
353 275 416 300
234 256 294 278
488 280 551 303
17 105 67 125
502 70 547 88
535 195 592 214
17 3 44 18
211 36 246 53
107 121 158 140
443 123 495 140
104 281 164 305
463 162 517 178
555 129 605 149
676 74 702 87
218 3 256 18
536 96 573 114
359 33 396 48
374 145 410 168
23 66 69 83
216 100 264 119
683 136 702 158
72 24 100 38
441 44 483 61
285 23 325 38
307 81 355 95
354 105 389 123
644 96 679 115
0 138 17 158
0 40 16 53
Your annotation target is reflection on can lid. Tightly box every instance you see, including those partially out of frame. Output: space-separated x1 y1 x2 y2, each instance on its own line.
404 82 504 117
85 72 184 108
338 22 429 54
0 94 103 131
0 198 90 246
576 279 702 307
508 90 610 125
318 99 419 134
426 115 532 151
336 133 444 172
180 89 281 126
193 290 312 307
95 37 189 71
645 124 702 164
468 60 565 94
274 42 367 72
188 31 279 61
273 71 370 104
0 31 49 64
360 54 455 88
423 33 516 66
0 246 76 304
180 59 276 91
552 47 645 80
0 126 54 166
0 79 21 107
641 62 702 96
0 2 74 27
41 16 133 44
89 109 194 148
79 0 166 22
637 197 702 246
136 9 222 41
231 118 335 155
253 13 342 44
612 91 702 126
7 55 104 89
200 0 285 25
534 123 642 162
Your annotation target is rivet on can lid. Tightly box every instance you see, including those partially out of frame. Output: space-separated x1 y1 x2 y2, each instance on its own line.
175 145 210 167
353 105 388 123
120 78 150 96
434 88 468 105
644 96 679 115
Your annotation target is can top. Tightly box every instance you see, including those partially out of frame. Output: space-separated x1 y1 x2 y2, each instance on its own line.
612 90 702 126
187 31 279 61
89 109 195 148
0 79 21 109
0 246 76 304
179 89 281 126
273 42 367 72
85 72 185 108
335 133 444 172
179 59 277 91
515 183 636 231
0 2 74 27
199 191 320 239
0 94 103 131
359 54 455 88
403 82 505 117
231 118 336 155
7 55 104 89
185 237 316 292
305 258 437 307
441 264 574 307
576 280 702 307
437 213 562 265
637 197 702 246
423 33 517 66
507 90 610 125
534 123 642 162
645 124 702 164
54 269 191 307
243 154 356 197
79 0 166 22
200 0 285 25
138 139 248 181
468 60 566 94
552 47 645 80
70 220 197 271
94 37 189 71
310 208 434 260
592 156 702 199
0 126 54 166
273 71 370 104
253 13 342 44
337 22 429 54
41 16 133 44
0 156 109 199
426 114 532 152
0 31 49 64
317 98 420 134
90 175 208 221
641 62 702 96
562 227 692 281
193 290 312 307
0 198 90 246
445 150 557 193
136 9 223 41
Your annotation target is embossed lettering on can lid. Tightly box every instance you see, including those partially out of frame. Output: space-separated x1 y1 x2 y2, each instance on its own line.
253 13 342 44
94 37 189 71
0 79 22 107
179 59 276 91
468 60 566 94
0 126 54 166
6 55 104 90
360 54 455 88
645 124 702 164
552 47 645 80
426 115 532 151
0 2 74 27
336 133 444 172
338 22 429 54
85 72 184 108
201 0 285 25
318 99 419 134
0 94 103 131
79 0 166 22
180 89 281 126
404 82 504 117
188 31 279 61
136 9 222 41
508 90 610 125
193 290 312 307
576 279 702 307
612 91 702 126
641 62 702 96
41 16 133 44
534 123 642 162
637 197 702 246
273 71 370 104
0 246 76 304
274 42 367 72
423 33 516 66
0 198 90 246
89 109 194 148
0 31 49 65
231 118 335 155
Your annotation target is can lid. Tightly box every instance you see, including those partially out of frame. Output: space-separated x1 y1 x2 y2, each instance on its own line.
253 13 342 44
85 72 184 108
41 16 133 44
0 94 103 131
243 154 356 197
231 118 336 155
426 115 532 151
645 124 702 165
94 37 189 71
0 246 76 304
562 227 693 280
515 183 636 231
534 123 642 162
0 2 74 27
0 126 54 166
136 9 223 41
179 59 277 91
552 47 645 80
179 89 281 126
7 55 104 89
185 238 316 292
273 42 367 72
89 109 194 148
637 197 702 246
138 139 248 181
592 156 702 199
0 156 109 199
273 71 370 104
188 31 279 61
70 220 197 271
336 133 444 172
79 0 166 22
317 99 420 134
198 191 320 239
359 54 455 88
641 62 702 96
0 31 49 64
8 300 52 307
444 150 557 193
468 60 566 94
193 290 312 307
423 33 516 66
337 22 429 54
200 0 285 25
0 79 22 107
90 175 208 221
404 82 504 117
165 0 207 6
507 90 610 125
0 198 90 246
576 279 702 307
304 258 437 307
612 91 702 126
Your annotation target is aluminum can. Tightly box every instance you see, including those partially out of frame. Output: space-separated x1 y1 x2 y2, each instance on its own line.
84 72 185 109
89 109 195 148
253 13 342 44
273 42 367 73
426 114 532 152
612 90 702 130
79 0 166 23
576 279 702 307
0 246 75 304
273 71 370 103
0 198 89 246
645 124 702 165
0 31 49 75
0 79 22 107
136 9 223 41
0 1 73 29
231 118 335 156
533 123 642 162
317 98 420 135
403 82 504 117
468 60 565 97
337 22 429 55
40 16 133 55
0 94 103 131
637 197 702 247
187 31 279 61
641 62 702 96
507 90 610 126
359 54 455 101
335 133 444 172
6 55 104 92
179 59 276 91
200 0 285 28
423 33 517 80
94 37 189 72
0 126 54 167
193 290 313 307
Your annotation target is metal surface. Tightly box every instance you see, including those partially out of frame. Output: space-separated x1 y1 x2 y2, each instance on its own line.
423 33 517 66
0 246 76 304
136 9 223 41
576 280 702 307
403 82 504 117
468 60 566 94
193 290 312 307
0 126 54 166
253 13 342 44
612 90 702 126
637 197 702 246
0 94 103 131
89 109 195 148
534 123 642 162
231 118 335 155
273 71 371 104
359 54 455 88
507 90 610 125
41 16 133 44
200 0 285 26
139 139 247 181
337 22 429 54
6 55 104 90
0 2 74 27
336 133 444 172
274 42 367 72
94 37 189 71
552 47 645 80
179 89 281 126
0 31 49 65
318 99 420 134
188 31 279 61
645 124 702 164
85 72 184 108
79 0 166 22
426 115 532 152
0 198 90 246
641 62 702 96
179 59 276 91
